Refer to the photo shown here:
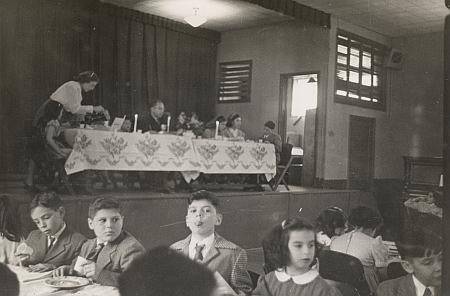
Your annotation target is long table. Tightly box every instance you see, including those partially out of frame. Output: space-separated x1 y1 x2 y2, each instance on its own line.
64 129 276 180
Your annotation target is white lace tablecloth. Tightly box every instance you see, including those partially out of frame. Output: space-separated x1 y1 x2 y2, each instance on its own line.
65 129 276 181
404 198 442 218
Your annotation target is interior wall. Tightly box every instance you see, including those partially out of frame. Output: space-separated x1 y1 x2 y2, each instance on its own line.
390 32 444 160
215 20 330 178
324 17 397 181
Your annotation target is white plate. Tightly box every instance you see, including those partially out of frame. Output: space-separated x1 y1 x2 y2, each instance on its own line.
44 276 90 289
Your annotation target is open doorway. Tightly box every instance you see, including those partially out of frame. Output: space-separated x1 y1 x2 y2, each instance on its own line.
278 72 319 186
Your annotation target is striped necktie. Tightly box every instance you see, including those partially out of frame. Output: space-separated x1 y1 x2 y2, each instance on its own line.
193 244 205 261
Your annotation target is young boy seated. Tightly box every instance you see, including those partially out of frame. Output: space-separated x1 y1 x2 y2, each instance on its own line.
119 246 218 296
171 190 253 295
15 192 86 272
55 197 145 287
376 229 442 296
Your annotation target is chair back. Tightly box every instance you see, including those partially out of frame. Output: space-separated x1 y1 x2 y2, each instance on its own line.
387 261 408 280
279 143 293 166
324 279 360 296
318 250 371 296
247 270 260 288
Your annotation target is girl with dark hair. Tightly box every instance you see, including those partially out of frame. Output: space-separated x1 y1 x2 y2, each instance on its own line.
223 113 245 140
0 195 22 264
315 206 347 250
42 101 72 160
256 218 342 295
330 206 388 293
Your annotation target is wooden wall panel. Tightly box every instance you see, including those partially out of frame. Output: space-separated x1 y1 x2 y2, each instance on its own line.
17 190 375 250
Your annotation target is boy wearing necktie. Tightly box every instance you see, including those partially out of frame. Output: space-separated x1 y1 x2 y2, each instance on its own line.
171 190 253 295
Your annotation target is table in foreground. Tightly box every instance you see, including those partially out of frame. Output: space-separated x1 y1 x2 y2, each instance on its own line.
64 129 276 181
20 279 119 296
7 265 119 296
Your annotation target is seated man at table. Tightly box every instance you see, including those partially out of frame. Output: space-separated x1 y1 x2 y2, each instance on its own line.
138 100 165 133
15 192 86 271
259 121 282 165
119 246 219 296
376 229 442 296
171 190 253 295
55 197 145 287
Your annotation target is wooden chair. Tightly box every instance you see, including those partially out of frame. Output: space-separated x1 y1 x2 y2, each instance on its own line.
387 261 408 280
318 250 371 296
270 143 302 191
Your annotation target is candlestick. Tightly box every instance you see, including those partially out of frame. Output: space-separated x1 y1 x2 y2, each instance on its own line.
134 114 138 133
167 116 171 133
215 121 219 139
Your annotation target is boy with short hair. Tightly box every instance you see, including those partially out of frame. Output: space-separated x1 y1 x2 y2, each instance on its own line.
376 229 442 296
171 190 253 295
15 192 86 272
57 197 145 287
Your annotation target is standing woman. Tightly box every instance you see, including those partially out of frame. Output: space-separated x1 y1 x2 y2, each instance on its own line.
25 71 105 190
223 113 246 141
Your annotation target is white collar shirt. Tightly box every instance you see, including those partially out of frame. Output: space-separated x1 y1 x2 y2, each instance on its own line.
412 275 435 296
188 233 215 260
47 223 66 247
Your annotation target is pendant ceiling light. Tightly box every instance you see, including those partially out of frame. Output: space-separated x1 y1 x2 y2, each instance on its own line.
184 8 207 28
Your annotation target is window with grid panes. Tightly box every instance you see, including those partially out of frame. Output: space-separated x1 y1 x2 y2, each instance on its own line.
335 31 387 110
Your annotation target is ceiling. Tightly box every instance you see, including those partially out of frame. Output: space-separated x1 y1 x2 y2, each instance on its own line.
294 0 448 37
102 0 449 37
101 0 294 32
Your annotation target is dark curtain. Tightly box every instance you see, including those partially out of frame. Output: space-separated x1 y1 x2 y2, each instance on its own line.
0 0 218 174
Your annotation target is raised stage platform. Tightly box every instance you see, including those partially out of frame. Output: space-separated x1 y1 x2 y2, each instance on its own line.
1 181 376 251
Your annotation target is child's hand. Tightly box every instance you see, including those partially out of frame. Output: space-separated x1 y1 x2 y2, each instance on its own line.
82 262 96 278
28 263 55 272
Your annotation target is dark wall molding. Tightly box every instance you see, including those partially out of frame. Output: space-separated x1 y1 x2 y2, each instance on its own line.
242 0 330 28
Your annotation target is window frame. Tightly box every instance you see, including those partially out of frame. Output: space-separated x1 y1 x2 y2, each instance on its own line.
217 60 252 103
334 30 387 111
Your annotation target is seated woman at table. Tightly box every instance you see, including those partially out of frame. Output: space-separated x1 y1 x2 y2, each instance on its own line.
187 112 204 137
223 113 245 141
25 71 106 190
330 206 388 293
173 111 188 135
202 115 226 139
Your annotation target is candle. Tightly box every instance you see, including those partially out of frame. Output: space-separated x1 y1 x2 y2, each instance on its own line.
215 121 219 138
134 114 138 133
167 116 171 133
439 174 444 187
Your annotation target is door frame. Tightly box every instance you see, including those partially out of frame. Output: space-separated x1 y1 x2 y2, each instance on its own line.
278 71 321 186
347 115 376 190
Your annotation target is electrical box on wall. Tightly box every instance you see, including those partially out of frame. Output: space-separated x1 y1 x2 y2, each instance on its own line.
385 48 403 70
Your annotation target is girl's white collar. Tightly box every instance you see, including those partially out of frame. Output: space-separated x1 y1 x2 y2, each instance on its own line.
274 269 319 284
